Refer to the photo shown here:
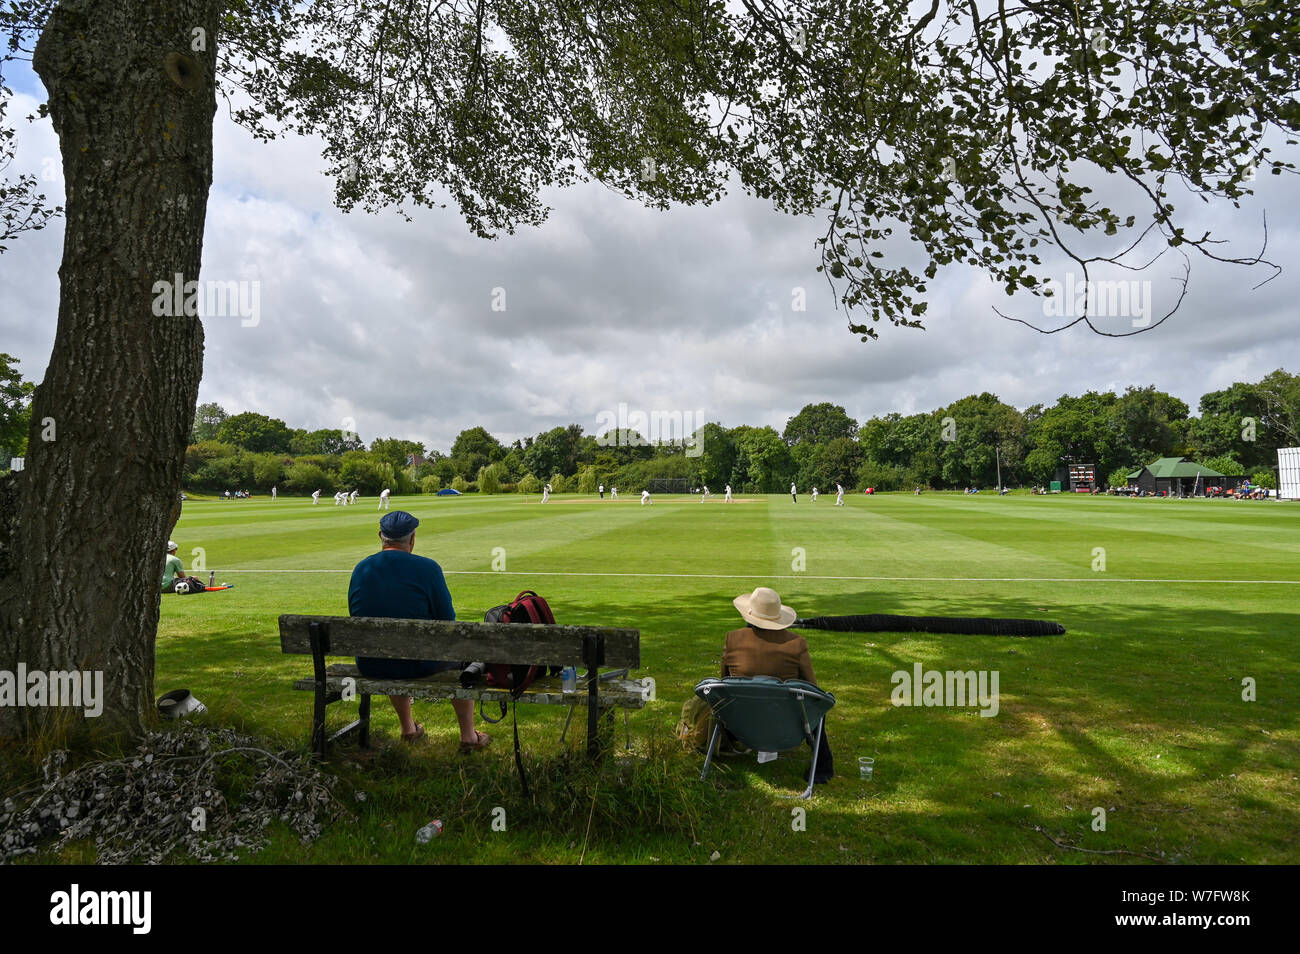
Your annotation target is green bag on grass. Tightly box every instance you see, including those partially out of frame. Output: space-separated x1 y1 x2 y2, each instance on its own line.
676 695 747 755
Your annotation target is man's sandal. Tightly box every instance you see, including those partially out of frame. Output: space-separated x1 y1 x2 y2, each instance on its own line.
401 723 426 743
458 730 490 754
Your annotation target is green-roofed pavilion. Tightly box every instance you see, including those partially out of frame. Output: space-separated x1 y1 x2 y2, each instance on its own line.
1126 457 1244 496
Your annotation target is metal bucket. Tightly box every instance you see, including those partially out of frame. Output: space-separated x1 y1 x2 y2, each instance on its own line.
157 689 207 720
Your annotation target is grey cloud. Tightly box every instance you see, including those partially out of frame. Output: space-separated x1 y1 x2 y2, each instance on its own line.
3 98 1299 453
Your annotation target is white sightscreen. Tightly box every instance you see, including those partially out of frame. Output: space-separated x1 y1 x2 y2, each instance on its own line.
1279 447 1300 500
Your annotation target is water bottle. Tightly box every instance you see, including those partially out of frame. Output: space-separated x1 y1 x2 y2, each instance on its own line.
209 571 215 587
415 820 443 843
561 667 577 693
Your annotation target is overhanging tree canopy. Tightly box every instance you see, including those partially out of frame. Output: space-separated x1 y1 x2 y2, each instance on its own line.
6 1 1296 333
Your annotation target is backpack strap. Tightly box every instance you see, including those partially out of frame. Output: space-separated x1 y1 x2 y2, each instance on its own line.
492 590 554 792
512 697 530 797
478 698 507 724
509 668 537 701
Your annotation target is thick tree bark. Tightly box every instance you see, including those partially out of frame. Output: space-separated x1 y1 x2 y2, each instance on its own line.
0 0 218 738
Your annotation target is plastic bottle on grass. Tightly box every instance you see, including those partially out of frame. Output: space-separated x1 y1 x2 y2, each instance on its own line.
415 820 443 843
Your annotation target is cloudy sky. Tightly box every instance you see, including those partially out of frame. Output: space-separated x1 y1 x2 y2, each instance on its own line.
3 59 1298 454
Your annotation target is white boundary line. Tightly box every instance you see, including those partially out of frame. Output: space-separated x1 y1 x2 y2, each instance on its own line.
215 569 1300 584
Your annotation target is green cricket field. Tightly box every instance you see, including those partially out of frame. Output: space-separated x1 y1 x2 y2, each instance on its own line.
156 491 1299 864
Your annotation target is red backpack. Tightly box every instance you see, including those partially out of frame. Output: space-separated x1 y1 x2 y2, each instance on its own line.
479 590 560 796
482 590 561 697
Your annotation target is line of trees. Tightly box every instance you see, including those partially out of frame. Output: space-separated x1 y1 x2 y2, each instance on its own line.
157 371 1299 496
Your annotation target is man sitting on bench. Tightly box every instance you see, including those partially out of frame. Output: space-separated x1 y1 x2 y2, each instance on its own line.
348 510 490 752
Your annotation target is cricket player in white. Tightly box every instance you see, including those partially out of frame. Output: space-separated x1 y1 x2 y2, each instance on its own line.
641 489 652 505
791 482 797 502
724 484 732 502
334 491 345 506
599 484 604 499
378 488 391 510
812 486 819 502
701 485 709 503
271 485 277 501
542 483 551 503
611 487 618 499
835 483 844 506
349 490 358 504
311 489 321 505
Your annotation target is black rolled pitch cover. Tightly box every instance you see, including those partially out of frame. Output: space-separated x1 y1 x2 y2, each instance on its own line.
792 614 1066 636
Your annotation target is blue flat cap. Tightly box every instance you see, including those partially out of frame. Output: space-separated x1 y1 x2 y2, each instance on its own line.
379 510 419 538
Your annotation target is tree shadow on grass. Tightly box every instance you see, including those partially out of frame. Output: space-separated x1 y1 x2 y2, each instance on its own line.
556 587 1300 861
156 581 1298 862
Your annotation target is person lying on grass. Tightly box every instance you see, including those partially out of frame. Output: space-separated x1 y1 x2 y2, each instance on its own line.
348 510 489 753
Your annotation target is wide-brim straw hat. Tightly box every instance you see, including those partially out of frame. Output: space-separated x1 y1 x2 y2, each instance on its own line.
733 586 797 630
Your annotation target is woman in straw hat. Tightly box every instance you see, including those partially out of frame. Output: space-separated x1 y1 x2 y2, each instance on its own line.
723 587 816 684
717 586 832 781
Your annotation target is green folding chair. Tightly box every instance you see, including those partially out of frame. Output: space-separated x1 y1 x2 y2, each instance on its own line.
694 676 836 799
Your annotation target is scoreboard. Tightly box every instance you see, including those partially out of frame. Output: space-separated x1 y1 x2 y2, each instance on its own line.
1068 463 1096 492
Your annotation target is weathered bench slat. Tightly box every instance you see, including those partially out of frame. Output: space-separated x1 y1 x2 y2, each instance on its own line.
279 614 640 668
281 614 644 760
291 664 647 709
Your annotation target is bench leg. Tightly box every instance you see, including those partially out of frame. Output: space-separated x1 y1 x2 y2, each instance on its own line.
586 665 600 759
312 685 328 759
583 705 618 761
358 693 371 749
564 702 617 755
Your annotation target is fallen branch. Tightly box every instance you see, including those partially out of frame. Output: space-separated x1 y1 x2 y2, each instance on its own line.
1028 825 1168 863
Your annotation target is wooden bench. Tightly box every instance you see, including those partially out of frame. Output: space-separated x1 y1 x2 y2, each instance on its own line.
279 614 645 759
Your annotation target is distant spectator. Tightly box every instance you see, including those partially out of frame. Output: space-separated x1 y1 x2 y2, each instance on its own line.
161 541 187 593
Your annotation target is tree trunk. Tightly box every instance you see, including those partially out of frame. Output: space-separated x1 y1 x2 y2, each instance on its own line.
0 0 218 739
